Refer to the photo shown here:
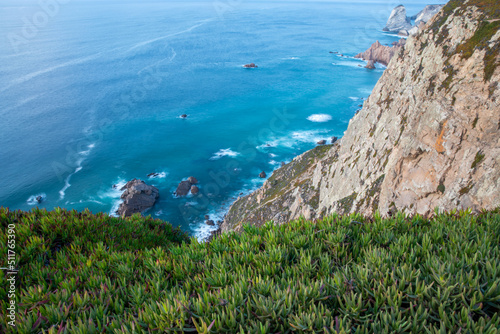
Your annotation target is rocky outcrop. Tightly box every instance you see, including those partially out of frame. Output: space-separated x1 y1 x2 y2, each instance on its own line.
222 1 500 233
383 5 412 32
117 179 159 217
355 39 406 66
365 60 376 69
386 4 444 36
175 177 199 196
411 5 444 26
243 63 258 68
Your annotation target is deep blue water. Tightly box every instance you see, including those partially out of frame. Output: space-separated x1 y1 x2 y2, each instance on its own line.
0 0 432 239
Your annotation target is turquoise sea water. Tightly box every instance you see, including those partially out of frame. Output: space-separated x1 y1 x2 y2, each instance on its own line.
0 0 431 239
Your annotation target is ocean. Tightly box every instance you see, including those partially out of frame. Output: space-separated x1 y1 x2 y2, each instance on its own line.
0 0 431 239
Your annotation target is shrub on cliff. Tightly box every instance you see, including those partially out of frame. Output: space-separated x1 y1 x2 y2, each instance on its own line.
1 208 499 333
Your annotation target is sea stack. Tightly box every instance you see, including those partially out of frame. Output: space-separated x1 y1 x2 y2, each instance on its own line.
116 179 159 217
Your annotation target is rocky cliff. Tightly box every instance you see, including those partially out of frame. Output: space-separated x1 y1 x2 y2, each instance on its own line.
222 0 500 233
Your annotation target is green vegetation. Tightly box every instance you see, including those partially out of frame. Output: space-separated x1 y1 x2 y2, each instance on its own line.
429 0 500 82
437 182 446 194
472 151 486 169
2 208 500 333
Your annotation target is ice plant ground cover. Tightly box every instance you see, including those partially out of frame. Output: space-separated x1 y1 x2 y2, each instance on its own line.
1 207 499 333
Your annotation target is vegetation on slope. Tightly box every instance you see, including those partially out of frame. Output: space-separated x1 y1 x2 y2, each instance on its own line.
1 208 500 333
429 0 500 82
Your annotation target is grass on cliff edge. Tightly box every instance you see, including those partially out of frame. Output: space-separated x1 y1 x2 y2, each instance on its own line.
1 208 500 333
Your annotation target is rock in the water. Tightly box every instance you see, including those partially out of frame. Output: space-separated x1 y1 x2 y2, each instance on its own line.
175 177 200 196
383 5 412 32
331 136 338 144
147 172 160 178
259 171 267 178
36 196 44 204
204 215 210 220
180 114 188 118
190 185 199 195
365 60 376 69
317 140 327 145
355 39 406 67
117 179 159 217
175 181 192 196
243 63 258 68
206 220 215 226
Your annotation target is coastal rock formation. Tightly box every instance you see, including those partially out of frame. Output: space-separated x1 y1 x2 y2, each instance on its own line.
243 63 258 68
355 39 406 66
412 5 444 26
117 179 159 217
365 60 376 69
222 1 500 233
190 185 199 195
175 177 199 196
383 5 412 32
386 4 444 36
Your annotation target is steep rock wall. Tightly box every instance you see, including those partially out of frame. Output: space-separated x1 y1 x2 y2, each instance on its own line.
222 0 500 233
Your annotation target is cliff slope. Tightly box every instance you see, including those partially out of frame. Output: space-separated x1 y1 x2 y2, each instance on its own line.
222 0 500 233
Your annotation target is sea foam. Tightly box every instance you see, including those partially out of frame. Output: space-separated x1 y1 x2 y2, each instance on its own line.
307 114 332 123
209 148 240 160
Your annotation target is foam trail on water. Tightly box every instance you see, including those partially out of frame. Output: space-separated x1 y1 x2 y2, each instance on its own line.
58 143 96 200
128 19 214 52
1 54 102 93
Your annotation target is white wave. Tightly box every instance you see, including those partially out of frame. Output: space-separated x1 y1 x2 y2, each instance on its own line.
349 96 363 101
1 53 102 93
209 148 240 160
257 129 332 151
307 114 332 123
27 193 46 206
269 153 277 158
105 179 128 217
332 62 366 69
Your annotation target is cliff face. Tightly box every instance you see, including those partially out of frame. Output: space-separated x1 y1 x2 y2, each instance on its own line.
222 0 500 233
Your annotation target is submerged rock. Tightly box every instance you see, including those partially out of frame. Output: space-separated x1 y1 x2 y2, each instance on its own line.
206 220 215 226
117 179 159 217
180 114 188 119
243 63 258 68
259 171 267 178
